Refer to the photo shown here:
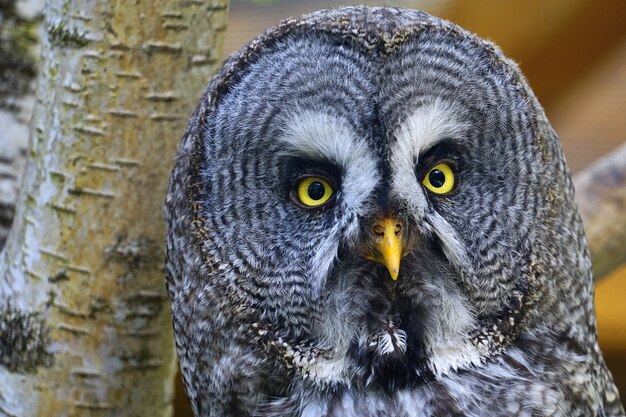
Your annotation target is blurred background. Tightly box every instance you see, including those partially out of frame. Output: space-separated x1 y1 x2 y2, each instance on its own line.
175 0 626 414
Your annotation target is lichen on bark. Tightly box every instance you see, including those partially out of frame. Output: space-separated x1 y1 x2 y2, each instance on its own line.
46 20 89 48
0 306 53 373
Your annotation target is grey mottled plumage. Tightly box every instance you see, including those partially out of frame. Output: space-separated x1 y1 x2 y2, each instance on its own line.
165 7 624 417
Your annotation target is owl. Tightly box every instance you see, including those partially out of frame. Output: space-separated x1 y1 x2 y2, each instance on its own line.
164 7 624 417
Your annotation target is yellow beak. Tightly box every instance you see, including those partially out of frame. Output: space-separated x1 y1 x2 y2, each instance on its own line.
367 218 403 280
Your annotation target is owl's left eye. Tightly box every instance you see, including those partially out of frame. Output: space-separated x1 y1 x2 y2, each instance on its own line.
293 176 334 208
422 162 456 195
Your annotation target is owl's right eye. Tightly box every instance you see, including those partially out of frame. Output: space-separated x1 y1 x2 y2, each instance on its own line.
292 176 334 208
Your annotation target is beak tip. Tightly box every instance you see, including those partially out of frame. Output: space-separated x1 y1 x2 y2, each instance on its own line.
389 269 399 281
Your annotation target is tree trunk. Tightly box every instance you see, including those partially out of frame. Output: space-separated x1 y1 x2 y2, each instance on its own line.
0 0 229 416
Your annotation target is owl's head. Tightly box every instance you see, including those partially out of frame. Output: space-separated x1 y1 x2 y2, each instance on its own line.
166 7 593 393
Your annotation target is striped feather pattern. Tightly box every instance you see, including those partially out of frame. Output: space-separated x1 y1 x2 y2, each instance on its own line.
164 6 624 417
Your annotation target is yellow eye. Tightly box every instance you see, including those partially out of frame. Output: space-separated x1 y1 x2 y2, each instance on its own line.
296 177 334 207
422 162 455 194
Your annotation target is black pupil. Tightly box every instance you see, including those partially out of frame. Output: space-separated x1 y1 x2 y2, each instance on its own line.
429 169 446 188
307 182 326 200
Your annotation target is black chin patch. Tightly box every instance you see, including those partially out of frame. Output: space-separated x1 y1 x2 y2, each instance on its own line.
347 293 434 393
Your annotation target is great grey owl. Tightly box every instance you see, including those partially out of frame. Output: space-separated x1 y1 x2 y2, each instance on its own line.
164 7 624 417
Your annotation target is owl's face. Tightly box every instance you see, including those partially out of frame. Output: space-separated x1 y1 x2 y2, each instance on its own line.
195 24 542 390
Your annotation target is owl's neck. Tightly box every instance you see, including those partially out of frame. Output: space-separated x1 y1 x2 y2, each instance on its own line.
257 346 561 417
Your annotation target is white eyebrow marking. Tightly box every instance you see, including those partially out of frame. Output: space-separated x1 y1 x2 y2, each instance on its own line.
390 99 468 217
280 110 380 215
394 99 468 168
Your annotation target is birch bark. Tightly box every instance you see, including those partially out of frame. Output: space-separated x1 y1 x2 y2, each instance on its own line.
0 0 229 415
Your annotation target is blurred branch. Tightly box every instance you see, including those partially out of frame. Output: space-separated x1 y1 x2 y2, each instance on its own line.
0 0 40 252
0 155 21 250
574 143 626 280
